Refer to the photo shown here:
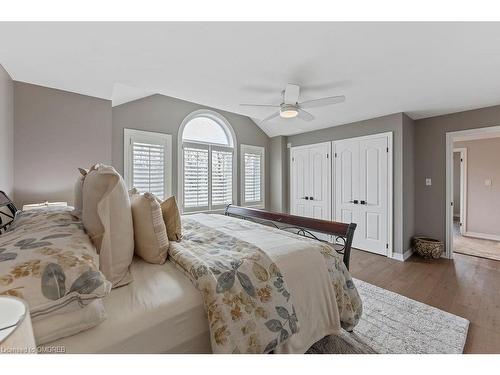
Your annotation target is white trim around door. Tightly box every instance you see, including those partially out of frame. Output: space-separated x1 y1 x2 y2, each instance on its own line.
332 132 393 258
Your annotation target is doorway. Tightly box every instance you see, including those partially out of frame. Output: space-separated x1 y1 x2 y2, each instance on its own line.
446 126 500 260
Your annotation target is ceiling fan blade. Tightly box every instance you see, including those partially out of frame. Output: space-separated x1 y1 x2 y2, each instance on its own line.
297 108 314 121
284 84 300 104
299 95 345 109
240 103 280 108
260 111 281 124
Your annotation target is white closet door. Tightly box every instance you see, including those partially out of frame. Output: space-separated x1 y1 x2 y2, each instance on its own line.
290 143 331 220
357 136 388 254
308 142 331 220
334 134 389 255
334 139 360 226
290 147 309 217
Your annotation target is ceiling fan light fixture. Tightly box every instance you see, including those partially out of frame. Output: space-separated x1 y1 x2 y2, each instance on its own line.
280 105 298 118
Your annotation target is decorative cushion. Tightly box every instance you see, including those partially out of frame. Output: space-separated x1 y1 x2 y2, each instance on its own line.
72 167 89 219
82 164 134 288
159 196 182 241
129 191 169 264
0 208 111 343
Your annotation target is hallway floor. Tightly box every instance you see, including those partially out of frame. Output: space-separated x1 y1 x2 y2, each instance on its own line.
453 221 500 261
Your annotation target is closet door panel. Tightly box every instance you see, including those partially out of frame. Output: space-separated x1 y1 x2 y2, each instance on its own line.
290 147 309 216
357 136 388 254
308 142 331 221
334 139 360 236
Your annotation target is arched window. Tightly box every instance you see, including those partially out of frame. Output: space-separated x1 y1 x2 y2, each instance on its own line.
179 110 236 212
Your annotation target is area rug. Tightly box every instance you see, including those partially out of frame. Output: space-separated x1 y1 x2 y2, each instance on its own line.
307 278 469 354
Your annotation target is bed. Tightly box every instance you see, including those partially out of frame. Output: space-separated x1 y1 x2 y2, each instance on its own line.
41 205 361 354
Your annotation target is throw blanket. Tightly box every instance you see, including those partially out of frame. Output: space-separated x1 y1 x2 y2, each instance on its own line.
169 217 299 354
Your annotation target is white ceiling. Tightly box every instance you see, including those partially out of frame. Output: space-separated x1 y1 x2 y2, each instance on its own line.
1 22 500 137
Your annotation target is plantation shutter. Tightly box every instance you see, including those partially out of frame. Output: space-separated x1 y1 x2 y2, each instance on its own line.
241 145 265 207
132 142 166 199
211 147 233 208
244 153 262 203
124 129 171 201
183 143 209 211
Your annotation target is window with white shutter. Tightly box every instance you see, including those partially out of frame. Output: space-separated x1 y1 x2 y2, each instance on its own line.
211 147 233 209
180 111 236 212
124 129 172 201
241 144 265 208
183 144 209 211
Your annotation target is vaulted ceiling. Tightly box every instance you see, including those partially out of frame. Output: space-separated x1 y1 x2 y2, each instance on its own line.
1 22 500 137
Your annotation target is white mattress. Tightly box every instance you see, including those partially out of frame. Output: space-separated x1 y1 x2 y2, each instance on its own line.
47 258 211 353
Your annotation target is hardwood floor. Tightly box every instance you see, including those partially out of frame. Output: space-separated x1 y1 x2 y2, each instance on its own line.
349 249 500 353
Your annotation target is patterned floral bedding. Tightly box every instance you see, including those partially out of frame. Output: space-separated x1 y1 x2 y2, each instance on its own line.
169 214 362 354
0 208 111 320
169 217 298 353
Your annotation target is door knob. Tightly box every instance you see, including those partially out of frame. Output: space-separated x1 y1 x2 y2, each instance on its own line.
310 197 314 201
350 200 359 204
360 200 367 205
304 196 309 200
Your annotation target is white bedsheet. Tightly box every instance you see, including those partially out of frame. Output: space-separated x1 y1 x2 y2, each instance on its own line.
46 258 211 353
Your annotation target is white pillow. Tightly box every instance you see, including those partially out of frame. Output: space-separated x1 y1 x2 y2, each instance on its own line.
82 164 134 288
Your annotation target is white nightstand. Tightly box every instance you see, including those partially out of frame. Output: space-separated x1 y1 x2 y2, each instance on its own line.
22 201 68 211
0 297 36 354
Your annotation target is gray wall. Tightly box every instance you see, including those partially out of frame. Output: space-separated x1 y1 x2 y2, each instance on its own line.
287 113 407 254
269 136 288 213
454 137 500 236
112 94 270 208
14 82 112 207
0 65 14 198
414 104 500 242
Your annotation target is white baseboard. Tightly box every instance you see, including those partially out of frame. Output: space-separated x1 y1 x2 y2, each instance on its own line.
463 231 500 242
390 248 413 262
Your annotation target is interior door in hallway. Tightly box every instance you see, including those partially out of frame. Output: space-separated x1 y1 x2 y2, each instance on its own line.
290 142 331 221
334 134 390 255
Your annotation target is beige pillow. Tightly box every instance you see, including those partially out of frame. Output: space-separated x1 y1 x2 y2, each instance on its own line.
72 165 98 219
159 196 182 241
82 164 134 288
130 191 169 264
71 168 88 219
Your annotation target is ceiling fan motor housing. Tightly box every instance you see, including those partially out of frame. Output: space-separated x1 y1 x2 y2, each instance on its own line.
280 104 299 118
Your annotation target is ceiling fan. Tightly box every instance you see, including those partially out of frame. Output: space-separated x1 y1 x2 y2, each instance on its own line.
240 83 345 124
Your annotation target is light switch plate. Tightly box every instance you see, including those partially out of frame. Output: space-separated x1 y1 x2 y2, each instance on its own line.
485 179 492 186
426 178 432 186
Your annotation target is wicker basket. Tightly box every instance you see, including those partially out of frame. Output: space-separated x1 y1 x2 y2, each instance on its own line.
413 237 444 259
